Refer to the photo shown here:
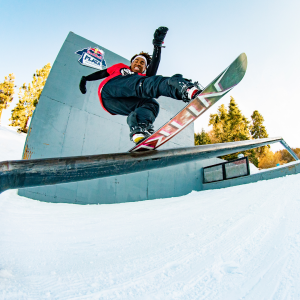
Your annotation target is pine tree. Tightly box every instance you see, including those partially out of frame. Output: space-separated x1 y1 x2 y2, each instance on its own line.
195 128 211 145
209 97 250 144
0 74 15 124
227 97 250 142
225 97 252 161
250 110 269 158
207 130 218 144
208 104 230 143
250 110 268 139
9 90 28 132
10 63 51 133
209 97 251 161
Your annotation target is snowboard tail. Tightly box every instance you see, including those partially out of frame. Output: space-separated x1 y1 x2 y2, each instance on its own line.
129 53 248 152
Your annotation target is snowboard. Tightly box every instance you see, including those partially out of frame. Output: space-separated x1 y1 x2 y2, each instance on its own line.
129 53 248 152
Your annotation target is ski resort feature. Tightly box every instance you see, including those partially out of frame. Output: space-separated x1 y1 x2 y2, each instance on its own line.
1 32 296 205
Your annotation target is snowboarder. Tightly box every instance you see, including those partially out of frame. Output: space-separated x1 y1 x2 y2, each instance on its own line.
79 27 202 144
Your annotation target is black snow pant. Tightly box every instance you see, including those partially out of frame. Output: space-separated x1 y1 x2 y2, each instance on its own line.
101 74 180 128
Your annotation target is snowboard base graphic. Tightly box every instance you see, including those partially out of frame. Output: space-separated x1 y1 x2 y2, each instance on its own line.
129 53 248 152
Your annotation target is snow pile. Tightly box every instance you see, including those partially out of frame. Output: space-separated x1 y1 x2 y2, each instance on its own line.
1 126 300 299
0 126 26 161
249 162 260 174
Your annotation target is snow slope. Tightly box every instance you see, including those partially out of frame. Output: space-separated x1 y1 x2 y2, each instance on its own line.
0 126 26 161
1 126 300 300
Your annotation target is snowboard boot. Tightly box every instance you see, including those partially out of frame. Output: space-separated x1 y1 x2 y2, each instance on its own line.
130 123 155 144
168 74 203 103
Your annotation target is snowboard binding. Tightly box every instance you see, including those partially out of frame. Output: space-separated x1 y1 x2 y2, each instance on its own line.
130 123 155 144
168 74 203 103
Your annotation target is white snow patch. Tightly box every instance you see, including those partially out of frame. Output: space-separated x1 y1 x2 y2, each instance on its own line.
0 125 26 161
1 124 300 299
0 270 13 278
249 162 260 174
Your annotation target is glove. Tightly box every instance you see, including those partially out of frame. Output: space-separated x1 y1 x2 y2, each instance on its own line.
79 76 87 94
153 26 169 47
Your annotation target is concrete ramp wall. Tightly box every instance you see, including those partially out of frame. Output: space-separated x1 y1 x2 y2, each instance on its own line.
19 32 221 204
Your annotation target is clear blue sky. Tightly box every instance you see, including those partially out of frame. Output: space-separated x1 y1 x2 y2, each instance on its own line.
1 0 300 148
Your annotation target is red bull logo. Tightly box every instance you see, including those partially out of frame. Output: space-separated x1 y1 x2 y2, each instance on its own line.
87 48 104 60
75 47 107 70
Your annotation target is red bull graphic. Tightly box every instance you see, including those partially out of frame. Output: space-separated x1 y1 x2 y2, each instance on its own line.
75 47 107 70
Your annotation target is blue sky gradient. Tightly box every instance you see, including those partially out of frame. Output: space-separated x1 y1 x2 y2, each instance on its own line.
1 0 300 148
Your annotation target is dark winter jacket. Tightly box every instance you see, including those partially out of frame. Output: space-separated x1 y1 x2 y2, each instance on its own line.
84 47 161 114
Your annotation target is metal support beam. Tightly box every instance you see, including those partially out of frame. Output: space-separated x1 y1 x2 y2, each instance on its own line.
0 137 282 194
280 139 299 161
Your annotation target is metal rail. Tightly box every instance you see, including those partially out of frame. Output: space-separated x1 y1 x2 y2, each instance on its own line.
0 137 283 194
280 140 299 161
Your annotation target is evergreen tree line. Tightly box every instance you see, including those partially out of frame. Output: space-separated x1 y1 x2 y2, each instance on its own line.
194 97 300 168
0 63 51 133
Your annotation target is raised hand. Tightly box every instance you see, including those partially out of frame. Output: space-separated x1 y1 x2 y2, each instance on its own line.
153 26 169 47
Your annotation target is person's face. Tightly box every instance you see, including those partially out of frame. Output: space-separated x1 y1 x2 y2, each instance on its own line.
130 57 147 73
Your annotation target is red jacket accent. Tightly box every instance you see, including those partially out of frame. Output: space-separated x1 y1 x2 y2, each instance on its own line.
98 63 146 115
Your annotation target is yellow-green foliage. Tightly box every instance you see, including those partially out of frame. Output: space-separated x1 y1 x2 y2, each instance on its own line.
10 63 51 133
259 148 300 169
0 74 15 123
194 129 211 145
195 97 269 167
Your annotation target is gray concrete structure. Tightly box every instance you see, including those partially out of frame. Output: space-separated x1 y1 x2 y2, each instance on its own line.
203 160 300 190
19 32 222 204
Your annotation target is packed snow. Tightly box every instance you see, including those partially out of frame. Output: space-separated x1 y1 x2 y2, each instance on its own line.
1 125 300 300
0 126 26 161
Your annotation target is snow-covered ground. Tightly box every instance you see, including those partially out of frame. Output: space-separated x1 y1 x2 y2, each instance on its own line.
0 126 26 161
1 126 300 299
